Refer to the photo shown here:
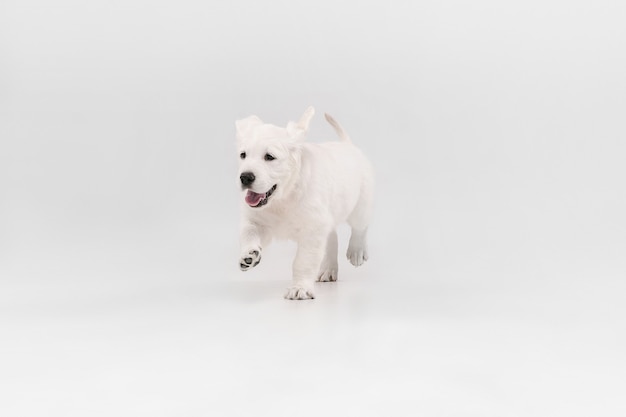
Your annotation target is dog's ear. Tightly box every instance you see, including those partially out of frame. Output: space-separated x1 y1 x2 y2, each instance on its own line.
235 115 263 140
286 106 315 142
297 106 315 131
286 121 305 142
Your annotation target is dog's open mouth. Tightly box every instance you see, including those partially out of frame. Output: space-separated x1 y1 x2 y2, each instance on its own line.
245 185 277 208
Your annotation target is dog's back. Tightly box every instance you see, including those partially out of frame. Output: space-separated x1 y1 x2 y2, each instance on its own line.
298 133 373 227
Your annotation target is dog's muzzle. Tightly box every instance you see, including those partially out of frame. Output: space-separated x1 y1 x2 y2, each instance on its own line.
245 185 277 208
240 172 255 186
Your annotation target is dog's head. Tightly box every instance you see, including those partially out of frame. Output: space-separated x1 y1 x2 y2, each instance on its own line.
235 106 314 209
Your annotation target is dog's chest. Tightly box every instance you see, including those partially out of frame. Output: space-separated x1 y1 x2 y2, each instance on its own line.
256 209 304 240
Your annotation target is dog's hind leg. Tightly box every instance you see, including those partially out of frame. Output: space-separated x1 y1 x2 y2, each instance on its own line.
346 181 373 267
347 226 368 267
317 229 338 282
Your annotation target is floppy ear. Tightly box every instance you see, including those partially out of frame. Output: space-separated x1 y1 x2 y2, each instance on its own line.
286 121 305 142
235 115 263 139
297 106 315 131
286 106 315 142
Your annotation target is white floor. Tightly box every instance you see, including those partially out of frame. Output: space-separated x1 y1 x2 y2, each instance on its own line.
2 247 625 417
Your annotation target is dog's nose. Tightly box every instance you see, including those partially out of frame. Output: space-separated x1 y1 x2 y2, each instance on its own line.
240 172 255 186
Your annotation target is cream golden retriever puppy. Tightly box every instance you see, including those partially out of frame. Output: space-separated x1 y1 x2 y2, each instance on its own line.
236 107 374 300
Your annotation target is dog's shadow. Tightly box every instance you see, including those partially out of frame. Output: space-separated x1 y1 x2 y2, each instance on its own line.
228 279 342 304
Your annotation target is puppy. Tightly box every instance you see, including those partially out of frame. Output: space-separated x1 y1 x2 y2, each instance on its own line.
236 107 374 300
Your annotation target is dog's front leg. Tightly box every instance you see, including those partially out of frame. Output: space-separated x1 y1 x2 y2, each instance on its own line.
239 221 265 271
284 234 327 300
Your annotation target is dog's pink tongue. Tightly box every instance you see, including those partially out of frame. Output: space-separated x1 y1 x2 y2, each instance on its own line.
245 190 264 206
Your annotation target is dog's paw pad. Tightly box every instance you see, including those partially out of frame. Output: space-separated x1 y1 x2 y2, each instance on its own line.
347 248 368 267
239 248 261 271
317 268 338 282
284 286 315 300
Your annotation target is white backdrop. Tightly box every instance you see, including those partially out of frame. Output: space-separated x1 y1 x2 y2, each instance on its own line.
1 1 625 416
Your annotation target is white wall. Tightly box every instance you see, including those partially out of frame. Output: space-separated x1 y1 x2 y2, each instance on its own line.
1 0 625 299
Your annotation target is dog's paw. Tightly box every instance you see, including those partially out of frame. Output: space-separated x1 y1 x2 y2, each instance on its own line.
347 247 368 267
317 268 338 282
284 285 315 300
239 247 262 271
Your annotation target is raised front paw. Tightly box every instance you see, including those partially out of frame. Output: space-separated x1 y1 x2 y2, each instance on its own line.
284 285 315 300
239 247 261 271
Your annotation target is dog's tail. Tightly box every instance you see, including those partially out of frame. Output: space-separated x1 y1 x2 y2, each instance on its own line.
324 113 351 143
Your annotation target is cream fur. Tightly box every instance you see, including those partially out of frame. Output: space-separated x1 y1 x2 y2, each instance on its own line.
236 107 374 300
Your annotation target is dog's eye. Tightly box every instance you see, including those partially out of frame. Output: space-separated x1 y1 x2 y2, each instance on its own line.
240 152 246 159
264 153 275 161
